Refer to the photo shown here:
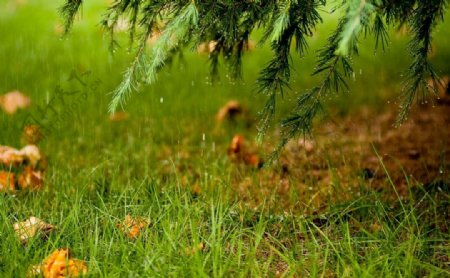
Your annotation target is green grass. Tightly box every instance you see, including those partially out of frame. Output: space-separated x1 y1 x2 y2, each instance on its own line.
0 0 449 276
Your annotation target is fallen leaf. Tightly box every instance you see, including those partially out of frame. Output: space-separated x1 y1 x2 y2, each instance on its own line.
22 124 44 145
243 153 261 168
41 249 87 278
192 184 201 195
0 90 31 114
227 135 261 167
18 167 44 190
228 134 245 155
13 217 54 244
116 214 150 239
216 100 243 122
109 111 129 122
20 145 41 167
0 145 42 167
185 242 204 255
0 171 15 191
0 146 24 166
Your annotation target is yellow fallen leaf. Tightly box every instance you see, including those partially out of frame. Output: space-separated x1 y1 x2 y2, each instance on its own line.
116 214 150 239
41 249 87 278
13 217 54 244
0 90 31 114
0 171 15 191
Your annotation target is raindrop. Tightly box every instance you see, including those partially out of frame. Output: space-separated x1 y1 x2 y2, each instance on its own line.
202 133 205 141
160 97 163 103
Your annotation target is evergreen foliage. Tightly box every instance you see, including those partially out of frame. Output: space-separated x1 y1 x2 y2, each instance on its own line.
60 0 448 155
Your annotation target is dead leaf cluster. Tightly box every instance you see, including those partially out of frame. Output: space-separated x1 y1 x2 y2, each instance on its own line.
0 144 45 191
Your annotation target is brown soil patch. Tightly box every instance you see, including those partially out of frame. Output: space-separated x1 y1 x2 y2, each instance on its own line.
230 97 450 212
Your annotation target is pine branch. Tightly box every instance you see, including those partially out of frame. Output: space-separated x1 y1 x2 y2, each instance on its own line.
59 0 448 156
397 0 447 125
59 0 83 34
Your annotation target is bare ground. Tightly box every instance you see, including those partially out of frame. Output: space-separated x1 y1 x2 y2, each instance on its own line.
230 97 450 212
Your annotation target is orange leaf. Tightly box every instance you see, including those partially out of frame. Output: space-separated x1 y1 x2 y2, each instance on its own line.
227 134 244 155
116 214 150 239
216 100 243 122
18 166 44 190
0 171 15 191
41 249 87 278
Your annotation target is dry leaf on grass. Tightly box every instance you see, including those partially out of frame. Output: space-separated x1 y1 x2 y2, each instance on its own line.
22 124 44 145
227 135 262 167
185 242 204 255
38 249 87 278
0 146 24 166
0 90 31 114
216 100 243 122
116 214 150 239
13 217 54 244
0 145 41 167
109 111 129 122
18 166 44 190
0 171 16 191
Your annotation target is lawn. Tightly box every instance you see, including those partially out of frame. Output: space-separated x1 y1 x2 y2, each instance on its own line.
0 0 449 277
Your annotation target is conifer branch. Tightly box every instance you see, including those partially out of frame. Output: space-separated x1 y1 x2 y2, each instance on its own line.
60 0 448 154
